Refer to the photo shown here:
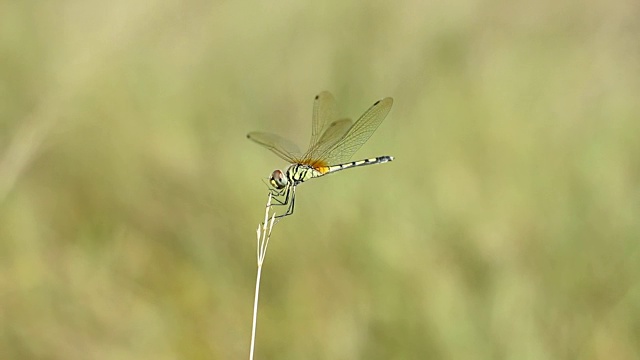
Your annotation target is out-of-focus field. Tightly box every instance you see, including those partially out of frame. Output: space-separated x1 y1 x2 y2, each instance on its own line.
1 0 639 359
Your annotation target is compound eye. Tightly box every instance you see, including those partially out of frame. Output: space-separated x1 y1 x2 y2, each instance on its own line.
269 169 288 189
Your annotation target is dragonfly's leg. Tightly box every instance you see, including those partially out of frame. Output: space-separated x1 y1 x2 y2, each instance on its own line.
275 186 296 218
285 186 296 216
270 185 290 206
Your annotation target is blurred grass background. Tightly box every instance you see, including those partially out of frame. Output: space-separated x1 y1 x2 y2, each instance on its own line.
1 0 640 359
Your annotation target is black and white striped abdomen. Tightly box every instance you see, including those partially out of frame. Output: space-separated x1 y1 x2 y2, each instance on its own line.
324 155 394 174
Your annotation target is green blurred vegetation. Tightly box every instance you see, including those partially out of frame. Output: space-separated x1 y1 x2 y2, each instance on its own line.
1 0 639 359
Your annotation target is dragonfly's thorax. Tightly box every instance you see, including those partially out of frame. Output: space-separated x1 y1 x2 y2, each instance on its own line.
286 164 323 185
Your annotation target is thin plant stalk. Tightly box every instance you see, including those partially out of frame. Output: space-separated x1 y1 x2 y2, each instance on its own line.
249 193 277 360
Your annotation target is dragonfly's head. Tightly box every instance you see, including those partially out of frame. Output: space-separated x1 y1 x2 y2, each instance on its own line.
269 169 288 189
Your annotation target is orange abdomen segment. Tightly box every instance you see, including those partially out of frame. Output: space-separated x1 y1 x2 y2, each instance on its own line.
300 159 330 173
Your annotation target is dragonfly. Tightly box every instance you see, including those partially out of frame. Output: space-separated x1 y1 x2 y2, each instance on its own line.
247 91 394 218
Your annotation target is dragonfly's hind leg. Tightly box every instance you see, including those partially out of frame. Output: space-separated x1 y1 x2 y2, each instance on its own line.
270 185 296 218
280 186 296 218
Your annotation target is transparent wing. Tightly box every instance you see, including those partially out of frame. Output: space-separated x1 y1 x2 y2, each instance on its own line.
318 97 393 164
302 118 353 161
309 91 338 151
246 131 302 163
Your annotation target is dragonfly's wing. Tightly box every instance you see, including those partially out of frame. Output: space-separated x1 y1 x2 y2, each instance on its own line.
321 97 393 164
247 132 302 163
309 91 338 151
302 118 353 161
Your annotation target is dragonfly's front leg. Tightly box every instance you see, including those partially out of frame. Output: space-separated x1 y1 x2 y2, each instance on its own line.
269 185 289 206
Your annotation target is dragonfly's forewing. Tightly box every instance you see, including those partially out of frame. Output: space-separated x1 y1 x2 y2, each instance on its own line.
303 118 353 161
248 92 393 166
246 132 302 163
309 91 338 152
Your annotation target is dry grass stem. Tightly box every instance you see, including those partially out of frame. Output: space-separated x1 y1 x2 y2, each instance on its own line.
250 193 277 360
